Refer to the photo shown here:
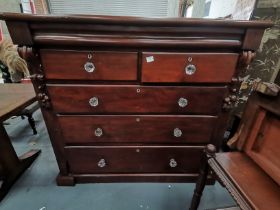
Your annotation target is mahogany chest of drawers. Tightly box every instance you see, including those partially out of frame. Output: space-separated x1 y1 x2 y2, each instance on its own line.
1 13 270 185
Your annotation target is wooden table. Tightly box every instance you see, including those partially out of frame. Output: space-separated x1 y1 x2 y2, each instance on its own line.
0 84 41 201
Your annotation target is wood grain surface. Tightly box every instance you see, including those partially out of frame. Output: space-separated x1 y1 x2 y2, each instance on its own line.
65 146 203 174
0 84 36 121
58 115 217 144
216 152 280 210
47 85 227 114
142 52 238 83
40 50 138 81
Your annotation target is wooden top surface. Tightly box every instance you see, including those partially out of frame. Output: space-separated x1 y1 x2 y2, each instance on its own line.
0 13 273 28
216 152 280 210
0 84 36 121
0 13 272 50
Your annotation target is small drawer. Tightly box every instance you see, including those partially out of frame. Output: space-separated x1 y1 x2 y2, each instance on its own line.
142 52 238 83
47 85 227 114
65 146 203 174
40 50 138 81
59 115 217 144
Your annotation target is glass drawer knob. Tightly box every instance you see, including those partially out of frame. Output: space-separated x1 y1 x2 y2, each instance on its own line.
169 159 177 168
89 97 99 107
95 128 103 137
178 97 188 108
174 128 182 137
97 159 106 168
84 62 95 73
185 64 196 75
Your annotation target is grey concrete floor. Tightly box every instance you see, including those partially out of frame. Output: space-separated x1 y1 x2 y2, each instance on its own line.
1 109 236 210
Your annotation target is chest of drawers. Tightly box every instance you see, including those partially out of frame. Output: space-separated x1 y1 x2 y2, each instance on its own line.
1 13 270 185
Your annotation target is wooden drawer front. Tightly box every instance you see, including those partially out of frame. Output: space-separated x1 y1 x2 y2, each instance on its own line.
65 146 203 174
47 85 227 114
142 52 238 83
40 50 138 80
59 115 217 144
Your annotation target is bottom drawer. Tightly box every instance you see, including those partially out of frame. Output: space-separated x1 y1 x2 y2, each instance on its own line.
65 146 203 174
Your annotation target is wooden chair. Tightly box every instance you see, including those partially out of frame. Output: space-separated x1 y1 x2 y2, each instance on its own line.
190 87 280 210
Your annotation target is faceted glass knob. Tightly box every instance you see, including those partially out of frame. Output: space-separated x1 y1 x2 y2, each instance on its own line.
95 128 103 137
97 159 106 168
178 97 188 108
89 97 99 107
169 159 177 168
185 64 196 75
173 128 182 137
84 62 95 73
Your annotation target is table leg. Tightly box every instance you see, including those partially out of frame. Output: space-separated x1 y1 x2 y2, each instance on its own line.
0 124 41 201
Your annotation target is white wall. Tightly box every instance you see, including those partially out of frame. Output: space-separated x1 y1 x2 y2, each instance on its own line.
186 5 193 18
167 0 179 17
204 0 256 20
206 0 238 18
21 0 33 13
0 0 21 39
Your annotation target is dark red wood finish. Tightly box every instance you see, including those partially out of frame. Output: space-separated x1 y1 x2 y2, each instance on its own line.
1 13 272 50
65 146 203 174
73 174 204 183
191 92 280 210
58 115 217 144
0 84 41 201
40 50 138 81
242 96 280 186
142 53 238 83
47 85 227 114
1 13 270 186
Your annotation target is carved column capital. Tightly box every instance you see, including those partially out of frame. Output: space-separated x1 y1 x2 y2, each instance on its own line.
222 94 238 111
17 46 34 61
238 50 256 68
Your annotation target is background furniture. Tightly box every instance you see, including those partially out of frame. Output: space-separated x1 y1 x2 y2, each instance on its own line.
0 61 12 83
190 89 280 210
0 61 39 134
0 13 271 186
18 101 39 135
0 83 41 201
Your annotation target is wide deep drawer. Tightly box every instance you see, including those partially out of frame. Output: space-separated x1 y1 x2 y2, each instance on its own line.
65 146 203 174
47 85 227 114
142 52 238 83
40 50 138 80
59 115 217 144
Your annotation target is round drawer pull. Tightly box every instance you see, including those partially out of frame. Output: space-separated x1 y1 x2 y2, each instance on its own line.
97 159 106 168
84 62 95 73
185 64 196 75
89 97 99 107
169 158 177 168
95 127 103 137
178 97 188 108
173 128 182 137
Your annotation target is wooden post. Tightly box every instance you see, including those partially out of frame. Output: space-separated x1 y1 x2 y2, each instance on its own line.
189 144 216 210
